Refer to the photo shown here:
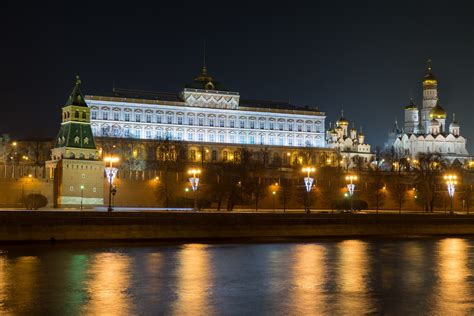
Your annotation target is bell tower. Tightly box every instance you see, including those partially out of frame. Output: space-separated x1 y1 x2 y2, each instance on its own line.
46 76 104 208
421 59 438 133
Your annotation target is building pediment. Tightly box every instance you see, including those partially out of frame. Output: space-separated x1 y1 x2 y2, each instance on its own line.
181 88 240 110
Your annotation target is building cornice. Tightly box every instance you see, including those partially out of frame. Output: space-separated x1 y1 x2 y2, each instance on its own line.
85 95 325 117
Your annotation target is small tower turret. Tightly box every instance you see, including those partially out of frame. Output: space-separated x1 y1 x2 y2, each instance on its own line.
358 127 365 144
404 98 419 133
449 113 460 136
350 123 357 139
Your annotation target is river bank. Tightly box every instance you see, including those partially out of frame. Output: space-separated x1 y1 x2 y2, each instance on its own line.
1 211 474 241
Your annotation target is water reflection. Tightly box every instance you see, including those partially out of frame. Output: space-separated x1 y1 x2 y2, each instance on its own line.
434 238 472 314
337 240 373 314
290 244 327 314
83 252 133 315
145 252 163 297
172 244 213 315
401 242 425 292
0 239 473 314
0 256 40 313
0 256 7 314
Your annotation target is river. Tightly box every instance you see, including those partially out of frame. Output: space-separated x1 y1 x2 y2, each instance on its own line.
0 238 473 315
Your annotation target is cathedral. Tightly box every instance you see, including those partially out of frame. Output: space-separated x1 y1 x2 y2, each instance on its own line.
326 110 372 168
388 61 470 163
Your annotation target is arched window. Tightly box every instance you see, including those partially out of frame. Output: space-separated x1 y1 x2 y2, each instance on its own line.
82 112 86 119
75 111 79 118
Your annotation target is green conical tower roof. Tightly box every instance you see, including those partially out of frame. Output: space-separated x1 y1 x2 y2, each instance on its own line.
54 76 96 150
65 76 88 107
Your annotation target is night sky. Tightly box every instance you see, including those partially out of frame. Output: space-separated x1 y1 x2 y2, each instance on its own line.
2 1 474 152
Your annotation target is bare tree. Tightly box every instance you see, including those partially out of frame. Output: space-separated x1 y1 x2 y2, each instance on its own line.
366 166 386 213
414 153 445 213
278 178 294 212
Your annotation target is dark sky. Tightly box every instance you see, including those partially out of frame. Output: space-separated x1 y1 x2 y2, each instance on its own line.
2 0 474 152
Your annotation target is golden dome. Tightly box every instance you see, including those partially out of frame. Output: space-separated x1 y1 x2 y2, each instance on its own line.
404 98 417 110
423 59 437 84
336 110 349 126
429 101 446 119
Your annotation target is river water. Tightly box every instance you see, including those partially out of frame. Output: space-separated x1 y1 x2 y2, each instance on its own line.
0 238 473 315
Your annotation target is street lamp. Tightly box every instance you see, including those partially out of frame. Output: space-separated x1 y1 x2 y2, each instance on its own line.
302 166 315 213
272 190 276 212
345 175 358 212
80 185 84 211
188 168 201 211
444 174 457 214
104 156 119 212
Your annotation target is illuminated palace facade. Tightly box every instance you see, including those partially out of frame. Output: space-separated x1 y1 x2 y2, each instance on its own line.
388 62 470 163
85 66 340 166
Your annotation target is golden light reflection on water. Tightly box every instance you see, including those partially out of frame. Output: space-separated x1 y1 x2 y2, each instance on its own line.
401 242 424 292
0 256 40 314
0 256 7 314
290 244 327 315
83 253 133 316
172 244 213 316
434 238 471 314
11 256 39 312
145 252 163 297
337 240 372 314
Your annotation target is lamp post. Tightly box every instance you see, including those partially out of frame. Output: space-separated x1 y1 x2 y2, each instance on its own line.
345 175 358 212
104 156 119 212
272 190 276 212
302 167 315 213
444 174 457 214
80 185 84 211
188 168 201 211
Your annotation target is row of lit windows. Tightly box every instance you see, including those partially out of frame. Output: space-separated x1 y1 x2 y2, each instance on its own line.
91 110 322 132
94 127 321 147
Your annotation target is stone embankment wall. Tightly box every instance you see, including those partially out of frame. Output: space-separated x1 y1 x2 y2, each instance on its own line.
0 178 54 207
1 212 474 241
0 164 464 211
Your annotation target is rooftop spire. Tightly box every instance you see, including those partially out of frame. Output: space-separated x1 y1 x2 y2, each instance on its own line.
423 58 437 82
65 75 87 107
203 40 206 69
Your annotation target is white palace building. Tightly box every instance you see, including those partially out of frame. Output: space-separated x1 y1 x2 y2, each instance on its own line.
388 61 470 163
86 66 326 149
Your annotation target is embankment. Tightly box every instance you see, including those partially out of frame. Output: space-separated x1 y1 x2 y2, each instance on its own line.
1 211 474 241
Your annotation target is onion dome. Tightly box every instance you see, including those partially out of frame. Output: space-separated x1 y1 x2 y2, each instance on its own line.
336 110 349 126
423 59 438 85
450 113 459 128
404 98 417 110
429 100 447 119
430 119 440 126
185 66 226 91
350 123 357 132
358 127 364 136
